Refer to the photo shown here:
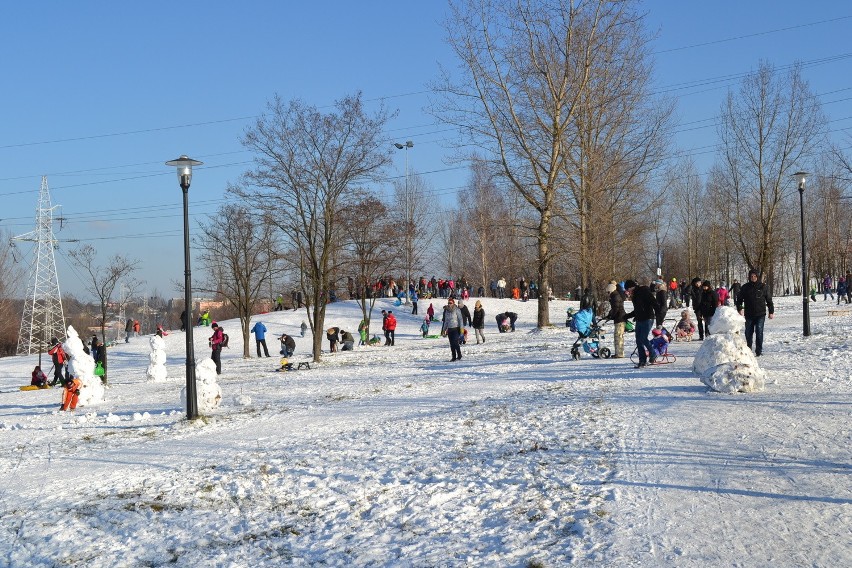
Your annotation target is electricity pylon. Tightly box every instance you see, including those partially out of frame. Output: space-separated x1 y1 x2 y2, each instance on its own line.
15 176 66 355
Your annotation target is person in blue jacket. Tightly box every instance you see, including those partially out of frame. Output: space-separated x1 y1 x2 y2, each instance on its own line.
250 320 270 358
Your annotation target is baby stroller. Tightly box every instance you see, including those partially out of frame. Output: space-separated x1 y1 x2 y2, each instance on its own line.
569 307 611 360
630 327 677 365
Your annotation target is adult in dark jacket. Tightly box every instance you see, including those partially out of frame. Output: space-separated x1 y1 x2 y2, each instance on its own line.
125 318 134 342
654 281 668 327
279 333 296 357
459 301 472 327
604 281 627 358
697 281 719 337
689 278 705 339
471 300 486 344
735 269 774 356
624 279 661 368
326 326 340 353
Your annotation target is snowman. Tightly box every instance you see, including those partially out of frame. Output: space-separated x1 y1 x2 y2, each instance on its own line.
181 358 222 413
693 306 766 393
146 333 168 382
64 325 105 406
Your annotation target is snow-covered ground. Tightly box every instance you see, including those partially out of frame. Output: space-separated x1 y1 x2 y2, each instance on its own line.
0 295 849 567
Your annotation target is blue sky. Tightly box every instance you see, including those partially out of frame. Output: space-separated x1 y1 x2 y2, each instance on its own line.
1 1 850 301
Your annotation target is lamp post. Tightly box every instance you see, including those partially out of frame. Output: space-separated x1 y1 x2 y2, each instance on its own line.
793 171 810 337
394 141 414 303
165 155 204 419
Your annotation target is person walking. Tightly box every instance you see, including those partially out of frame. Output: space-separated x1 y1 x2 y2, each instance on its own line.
697 281 719 338
836 277 848 305
250 320 270 357
823 274 834 301
441 297 464 362
125 318 133 342
209 322 225 375
604 280 627 358
654 280 668 328
411 290 419 315
385 311 397 346
689 278 705 339
472 300 486 344
623 279 661 368
735 269 774 356
459 300 472 327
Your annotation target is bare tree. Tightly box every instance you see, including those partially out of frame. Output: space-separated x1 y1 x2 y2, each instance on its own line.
238 92 394 361
435 0 662 326
340 193 397 338
391 170 433 299
68 245 141 384
717 61 825 287
461 157 508 292
197 203 280 359
0 230 24 356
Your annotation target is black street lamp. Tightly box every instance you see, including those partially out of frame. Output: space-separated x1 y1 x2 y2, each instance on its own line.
166 155 203 419
394 141 414 302
793 171 810 337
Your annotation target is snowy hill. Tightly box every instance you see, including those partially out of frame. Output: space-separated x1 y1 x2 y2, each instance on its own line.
0 295 849 566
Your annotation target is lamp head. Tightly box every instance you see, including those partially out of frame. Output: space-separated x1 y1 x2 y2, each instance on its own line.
394 143 404 149
165 155 203 188
791 171 809 192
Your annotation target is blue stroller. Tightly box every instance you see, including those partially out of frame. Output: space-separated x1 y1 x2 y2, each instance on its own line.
569 307 611 360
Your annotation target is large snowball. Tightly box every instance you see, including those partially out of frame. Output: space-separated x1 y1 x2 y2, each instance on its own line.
146 335 168 382
693 307 766 394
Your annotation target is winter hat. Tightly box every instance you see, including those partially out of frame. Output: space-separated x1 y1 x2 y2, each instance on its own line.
702 281 713 288
748 268 759 278
624 279 638 290
652 328 662 337
211 322 219 328
605 282 617 294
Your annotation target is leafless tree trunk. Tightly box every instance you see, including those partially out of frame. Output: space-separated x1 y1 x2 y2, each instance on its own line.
238 92 393 361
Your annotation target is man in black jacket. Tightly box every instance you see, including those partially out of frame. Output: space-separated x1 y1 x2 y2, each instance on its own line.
736 269 774 356
624 279 662 368
689 278 705 339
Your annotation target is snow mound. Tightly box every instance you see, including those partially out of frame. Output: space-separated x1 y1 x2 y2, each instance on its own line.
181 358 222 413
233 394 252 406
64 325 105 407
693 307 766 393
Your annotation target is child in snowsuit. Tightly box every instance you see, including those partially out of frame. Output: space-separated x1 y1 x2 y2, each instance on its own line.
650 328 669 358
31 366 48 387
675 310 696 341
421 319 430 338
61 376 82 411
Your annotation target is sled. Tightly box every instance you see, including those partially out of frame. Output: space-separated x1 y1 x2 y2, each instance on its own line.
630 348 677 366
20 385 52 391
425 334 441 339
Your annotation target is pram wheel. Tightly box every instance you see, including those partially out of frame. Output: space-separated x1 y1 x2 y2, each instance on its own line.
599 347 611 359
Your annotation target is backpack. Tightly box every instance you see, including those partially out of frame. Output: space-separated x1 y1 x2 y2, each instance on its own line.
221 331 229 348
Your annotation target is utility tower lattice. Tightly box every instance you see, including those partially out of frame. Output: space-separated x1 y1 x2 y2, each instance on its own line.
15 176 66 355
